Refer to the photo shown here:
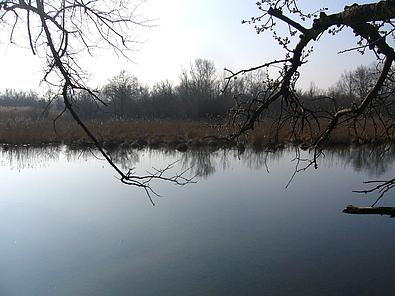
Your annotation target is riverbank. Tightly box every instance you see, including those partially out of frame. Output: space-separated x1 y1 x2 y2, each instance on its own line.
0 117 390 150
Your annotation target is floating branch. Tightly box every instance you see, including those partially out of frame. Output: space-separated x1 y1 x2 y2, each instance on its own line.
343 205 395 218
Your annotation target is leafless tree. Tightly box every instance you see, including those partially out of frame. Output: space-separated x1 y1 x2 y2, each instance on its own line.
0 0 194 203
102 70 146 119
178 59 221 118
224 1 395 205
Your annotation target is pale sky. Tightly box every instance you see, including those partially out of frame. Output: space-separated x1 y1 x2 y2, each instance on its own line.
0 0 378 93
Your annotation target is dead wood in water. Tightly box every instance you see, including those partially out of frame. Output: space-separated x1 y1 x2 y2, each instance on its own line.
343 205 395 217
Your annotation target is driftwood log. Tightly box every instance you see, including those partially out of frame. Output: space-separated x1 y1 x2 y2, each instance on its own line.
343 205 395 217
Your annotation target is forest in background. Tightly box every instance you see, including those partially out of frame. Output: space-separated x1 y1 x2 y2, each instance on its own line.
0 58 386 121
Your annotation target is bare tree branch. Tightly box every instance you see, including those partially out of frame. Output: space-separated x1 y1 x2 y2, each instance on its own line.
225 1 395 204
0 0 194 203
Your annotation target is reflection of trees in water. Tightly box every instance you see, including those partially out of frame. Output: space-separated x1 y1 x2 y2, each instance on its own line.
179 149 233 178
110 148 140 169
182 149 216 178
144 148 234 178
150 148 218 178
239 148 288 171
1 145 394 179
0 145 61 170
65 146 140 170
175 146 395 178
322 145 395 177
0 145 140 171
178 148 288 178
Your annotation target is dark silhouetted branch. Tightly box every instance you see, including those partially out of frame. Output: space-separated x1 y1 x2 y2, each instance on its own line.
343 205 395 218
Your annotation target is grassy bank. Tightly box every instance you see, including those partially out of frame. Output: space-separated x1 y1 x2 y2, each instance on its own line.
0 115 390 150
0 118 225 149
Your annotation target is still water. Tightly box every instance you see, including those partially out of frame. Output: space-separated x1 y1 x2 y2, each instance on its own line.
0 145 394 295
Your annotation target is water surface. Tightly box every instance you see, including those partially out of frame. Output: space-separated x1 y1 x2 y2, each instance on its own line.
0 145 394 296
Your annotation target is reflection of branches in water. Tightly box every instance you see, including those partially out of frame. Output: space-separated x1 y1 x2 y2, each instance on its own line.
110 148 140 170
0 145 141 171
63 146 93 163
1 144 394 186
65 146 140 170
178 148 288 178
239 148 288 171
322 145 395 177
180 149 217 178
153 148 232 178
0 145 61 170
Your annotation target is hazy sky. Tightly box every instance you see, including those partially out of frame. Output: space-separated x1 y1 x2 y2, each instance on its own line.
0 0 378 93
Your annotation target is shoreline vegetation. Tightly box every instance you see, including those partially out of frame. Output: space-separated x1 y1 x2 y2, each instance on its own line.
0 62 392 152
0 116 390 151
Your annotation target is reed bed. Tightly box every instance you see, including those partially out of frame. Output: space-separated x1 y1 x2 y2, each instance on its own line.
0 113 390 149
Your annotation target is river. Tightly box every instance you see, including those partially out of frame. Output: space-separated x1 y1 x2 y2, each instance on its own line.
0 145 394 295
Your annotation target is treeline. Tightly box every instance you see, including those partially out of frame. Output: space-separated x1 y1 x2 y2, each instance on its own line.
0 59 389 120
0 89 47 108
77 59 235 119
300 64 381 113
